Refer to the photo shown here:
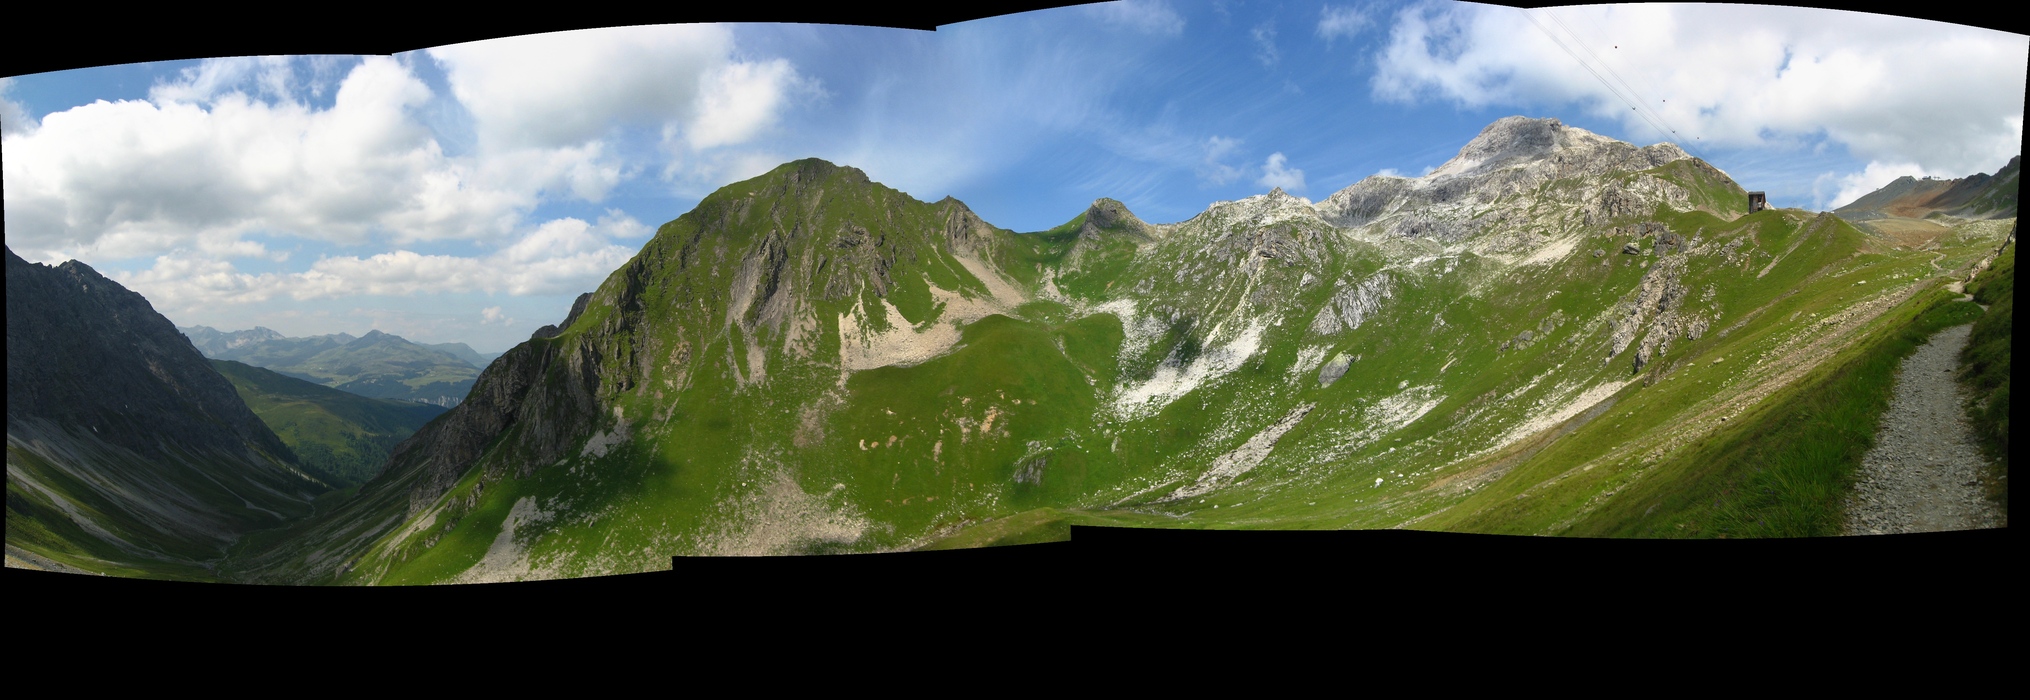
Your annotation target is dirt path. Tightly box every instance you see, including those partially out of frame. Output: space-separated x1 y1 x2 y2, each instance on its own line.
1843 324 2002 534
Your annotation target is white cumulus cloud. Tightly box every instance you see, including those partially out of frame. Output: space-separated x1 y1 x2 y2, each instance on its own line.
685 59 820 151
1369 3 2027 178
1813 160 1963 210
114 212 648 315
428 25 735 151
3 57 533 263
150 56 297 105
1258 152 1306 191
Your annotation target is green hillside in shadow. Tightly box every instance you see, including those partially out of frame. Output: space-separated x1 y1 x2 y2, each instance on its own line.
212 359 447 487
1959 233 2011 516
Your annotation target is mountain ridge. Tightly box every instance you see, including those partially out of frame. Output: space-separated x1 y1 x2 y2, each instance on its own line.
179 325 484 407
23 115 2008 584
1836 155 2020 223
7 247 327 578
234 117 1827 583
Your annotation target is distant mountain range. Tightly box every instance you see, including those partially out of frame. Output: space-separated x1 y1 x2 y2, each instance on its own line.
177 326 500 407
1837 155 2019 223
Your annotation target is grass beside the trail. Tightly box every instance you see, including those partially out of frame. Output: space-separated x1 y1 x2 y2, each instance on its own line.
1572 287 1984 538
1959 238 2011 519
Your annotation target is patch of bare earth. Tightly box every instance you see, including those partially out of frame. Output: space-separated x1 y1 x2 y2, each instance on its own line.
1858 217 1952 247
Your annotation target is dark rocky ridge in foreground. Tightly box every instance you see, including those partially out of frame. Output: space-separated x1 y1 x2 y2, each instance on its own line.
7 246 326 574
8 248 296 462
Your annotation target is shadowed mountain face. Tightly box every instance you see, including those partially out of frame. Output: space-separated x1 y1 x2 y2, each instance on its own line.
210 359 448 489
179 326 483 407
7 248 325 578
9 251 295 461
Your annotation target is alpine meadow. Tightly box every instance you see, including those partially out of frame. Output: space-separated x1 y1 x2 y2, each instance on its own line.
4 4 2017 584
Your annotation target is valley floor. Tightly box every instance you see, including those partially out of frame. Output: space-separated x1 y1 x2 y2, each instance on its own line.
1843 323 2003 534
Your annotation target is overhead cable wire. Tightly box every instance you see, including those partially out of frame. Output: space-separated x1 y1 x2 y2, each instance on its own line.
1545 9 1682 137
1518 8 1674 141
1554 7 1684 126
1517 7 1716 166
1544 6 1712 163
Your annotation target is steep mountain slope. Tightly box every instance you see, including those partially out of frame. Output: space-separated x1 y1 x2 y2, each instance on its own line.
7 248 327 578
236 159 1056 581
182 327 482 407
230 117 2013 584
211 359 448 488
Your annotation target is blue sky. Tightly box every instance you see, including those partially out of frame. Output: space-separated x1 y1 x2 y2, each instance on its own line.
4 2 2023 352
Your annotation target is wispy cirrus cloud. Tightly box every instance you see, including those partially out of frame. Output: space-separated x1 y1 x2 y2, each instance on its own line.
1199 135 1246 185
1251 22 1281 67
1317 4 1377 43
1088 0 1187 36
0 77 36 135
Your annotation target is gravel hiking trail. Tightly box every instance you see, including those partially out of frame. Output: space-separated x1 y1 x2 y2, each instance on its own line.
1843 324 2003 535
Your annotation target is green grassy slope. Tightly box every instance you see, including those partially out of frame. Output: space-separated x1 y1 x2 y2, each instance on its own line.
1564 290 1979 537
1401 214 2005 537
1959 236 2011 516
211 359 447 487
9 422 325 580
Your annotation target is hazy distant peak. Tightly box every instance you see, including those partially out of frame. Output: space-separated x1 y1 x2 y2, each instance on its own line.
348 329 406 348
